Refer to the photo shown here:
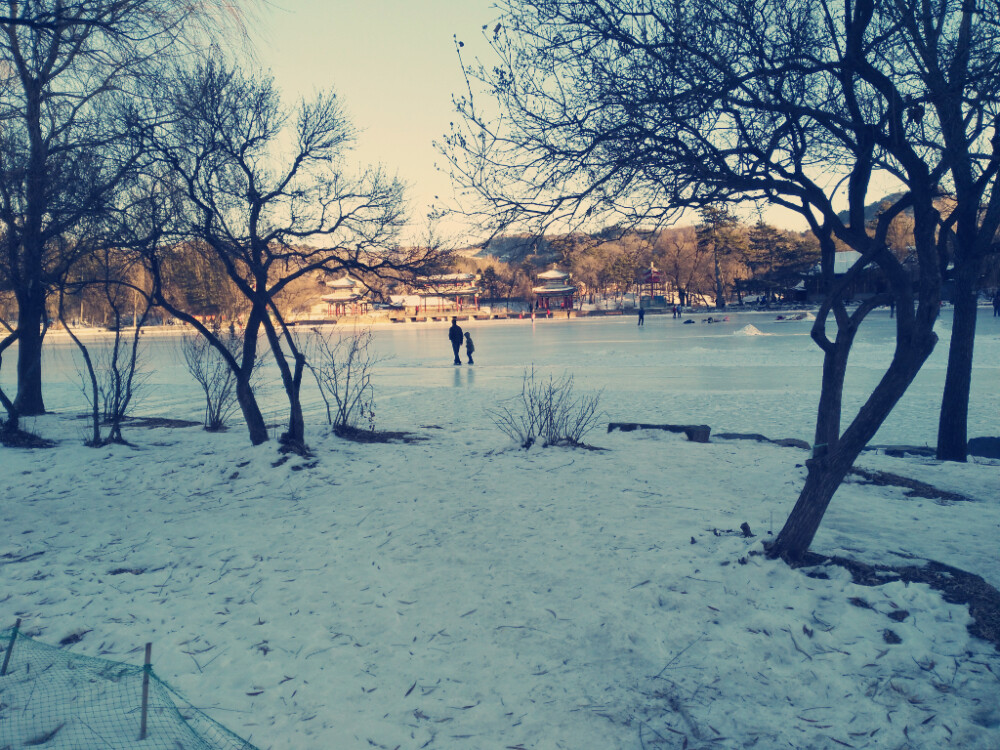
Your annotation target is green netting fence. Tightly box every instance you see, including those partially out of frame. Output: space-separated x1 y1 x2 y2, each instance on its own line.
0 623 259 750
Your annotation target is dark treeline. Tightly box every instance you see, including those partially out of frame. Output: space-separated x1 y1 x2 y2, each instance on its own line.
456 218 823 308
460 199 1000 311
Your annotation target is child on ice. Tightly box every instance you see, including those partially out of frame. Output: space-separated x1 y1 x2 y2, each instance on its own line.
464 332 475 364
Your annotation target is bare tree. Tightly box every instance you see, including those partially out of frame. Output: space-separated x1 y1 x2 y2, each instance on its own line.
58 247 153 445
305 326 381 435
148 59 445 450
444 0 1000 560
655 226 707 308
181 323 248 431
696 206 746 308
0 0 255 432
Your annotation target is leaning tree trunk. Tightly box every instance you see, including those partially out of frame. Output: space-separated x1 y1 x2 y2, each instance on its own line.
936 259 981 462
769 328 938 560
0 380 18 436
234 374 269 446
811 310 853 459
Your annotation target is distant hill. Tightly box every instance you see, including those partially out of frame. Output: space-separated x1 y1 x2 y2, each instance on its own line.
837 192 909 225
462 234 558 266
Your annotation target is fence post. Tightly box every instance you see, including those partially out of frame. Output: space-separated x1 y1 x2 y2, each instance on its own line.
139 642 152 740
1 619 20 676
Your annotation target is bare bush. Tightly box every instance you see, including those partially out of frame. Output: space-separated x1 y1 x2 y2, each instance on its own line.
305 326 381 434
491 368 603 448
95 332 149 434
62 277 152 446
181 324 249 431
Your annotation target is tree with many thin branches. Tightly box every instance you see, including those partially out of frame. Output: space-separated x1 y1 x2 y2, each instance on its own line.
0 0 257 436
444 0 1000 560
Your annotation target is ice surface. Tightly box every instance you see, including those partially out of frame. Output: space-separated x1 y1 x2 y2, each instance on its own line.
8 309 999 447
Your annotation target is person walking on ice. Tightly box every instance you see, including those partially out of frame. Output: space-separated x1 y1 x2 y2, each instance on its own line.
448 317 464 365
464 331 475 364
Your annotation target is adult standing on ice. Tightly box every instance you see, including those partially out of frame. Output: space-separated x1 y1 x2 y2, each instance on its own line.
448 318 464 365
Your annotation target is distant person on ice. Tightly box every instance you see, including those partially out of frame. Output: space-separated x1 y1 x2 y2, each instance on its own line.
448 318 463 365
464 332 475 365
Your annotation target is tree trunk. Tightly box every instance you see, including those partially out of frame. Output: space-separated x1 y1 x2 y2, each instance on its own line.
260 311 307 449
768 452 855 556
15 82 49 418
13 293 46 416
936 260 981 462
282 352 306 447
0 384 18 435
235 375 269 446
769 326 938 561
812 331 850 458
714 250 725 309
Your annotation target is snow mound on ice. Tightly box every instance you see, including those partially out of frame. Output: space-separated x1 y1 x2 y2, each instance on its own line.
734 324 770 336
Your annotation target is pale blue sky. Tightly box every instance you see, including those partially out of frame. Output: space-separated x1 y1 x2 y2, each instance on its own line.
249 2 829 239
252 1 499 242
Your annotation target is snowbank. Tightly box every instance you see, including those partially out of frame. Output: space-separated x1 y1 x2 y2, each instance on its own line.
734 324 770 336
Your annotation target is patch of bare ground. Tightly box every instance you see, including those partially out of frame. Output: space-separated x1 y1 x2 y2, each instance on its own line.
701 429 976 502
333 424 426 444
552 438 607 451
847 467 975 503
0 427 55 448
799 553 1000 650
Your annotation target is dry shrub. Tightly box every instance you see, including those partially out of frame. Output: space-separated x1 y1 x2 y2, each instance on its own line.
490 367 603 448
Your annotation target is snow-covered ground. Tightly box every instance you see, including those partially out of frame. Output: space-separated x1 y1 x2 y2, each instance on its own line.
2 310 999 749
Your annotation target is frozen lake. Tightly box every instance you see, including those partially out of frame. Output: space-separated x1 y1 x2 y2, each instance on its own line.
6 308 1000 448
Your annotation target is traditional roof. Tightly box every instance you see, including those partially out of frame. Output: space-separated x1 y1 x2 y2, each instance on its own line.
326 276 359 289
536 268 569 281
321 291 362 303
532 285 576 295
